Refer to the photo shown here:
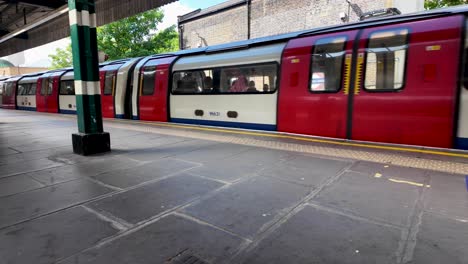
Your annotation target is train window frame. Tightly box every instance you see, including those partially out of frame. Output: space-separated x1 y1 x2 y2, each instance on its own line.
47 78 54 95
171 61 280 95
363 27 409 92
308 35 348 93
140 65 157 96
103 71 116 96
59 80 75 95
28 83 37 95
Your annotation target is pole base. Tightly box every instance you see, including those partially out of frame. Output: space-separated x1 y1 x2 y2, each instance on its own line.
72 132 111 156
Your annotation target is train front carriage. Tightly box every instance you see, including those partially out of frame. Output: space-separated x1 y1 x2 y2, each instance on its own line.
169 44 284 130
1 76 21 109
16 73 42 111
100 58 142 119
37 70 66 113
58 70 76 114
131 55 176 121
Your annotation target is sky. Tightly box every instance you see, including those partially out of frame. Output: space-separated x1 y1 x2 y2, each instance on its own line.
1 0 229 68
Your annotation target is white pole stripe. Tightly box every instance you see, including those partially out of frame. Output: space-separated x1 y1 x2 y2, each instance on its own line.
74 80 101 95
68 9 95 28
81 10 90 27
90 13 97 28
68 9 80 26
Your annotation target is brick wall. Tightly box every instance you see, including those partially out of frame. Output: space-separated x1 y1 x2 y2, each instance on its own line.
179 0 424 49
181 6 247 49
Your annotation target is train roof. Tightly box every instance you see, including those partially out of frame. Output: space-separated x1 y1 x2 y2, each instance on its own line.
43 5 468 74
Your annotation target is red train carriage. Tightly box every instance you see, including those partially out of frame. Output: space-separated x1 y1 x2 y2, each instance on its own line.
278 15 463 149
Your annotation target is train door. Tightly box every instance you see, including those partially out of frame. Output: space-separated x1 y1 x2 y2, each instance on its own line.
278 30 358 138
59 71 76 114
135 56 175 121
114 58 142 119
1 77 20 109
351 16 463 148
37 72 61 113
100 63 122 118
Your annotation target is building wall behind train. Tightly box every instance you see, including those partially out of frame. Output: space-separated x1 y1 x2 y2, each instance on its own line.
179 0 424 49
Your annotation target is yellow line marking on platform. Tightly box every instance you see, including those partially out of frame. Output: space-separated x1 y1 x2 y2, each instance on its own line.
388 178 427 187
109 119 468 159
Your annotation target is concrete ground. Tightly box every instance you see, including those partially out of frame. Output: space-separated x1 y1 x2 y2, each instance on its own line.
0 109 467 264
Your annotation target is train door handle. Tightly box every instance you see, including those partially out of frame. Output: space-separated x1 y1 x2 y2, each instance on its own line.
195 109 204 116
227 111 238 118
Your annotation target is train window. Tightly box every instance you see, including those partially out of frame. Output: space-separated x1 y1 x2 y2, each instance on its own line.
17 84 26 95
60 81 75 95
310 36 347 92
172 70 205 94
141 66 156 95
47 78 53 95
365 28 408 91
221 64 277 93
4 82 13 96
29 84 37 95
40 79 48 95
172 63 278 94
103 71 115 95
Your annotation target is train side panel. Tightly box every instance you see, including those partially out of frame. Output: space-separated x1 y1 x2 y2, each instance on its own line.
170 44 284 130
2 77 21 109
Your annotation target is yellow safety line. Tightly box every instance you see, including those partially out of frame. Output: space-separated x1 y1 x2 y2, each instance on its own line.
107 119 468 159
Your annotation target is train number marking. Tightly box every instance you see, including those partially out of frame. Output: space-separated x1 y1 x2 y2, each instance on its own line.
209 111 220 117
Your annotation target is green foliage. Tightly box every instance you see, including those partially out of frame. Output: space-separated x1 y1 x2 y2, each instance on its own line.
425 0 467 9
48 8 179 68
48 44 73 70
97 8 179 60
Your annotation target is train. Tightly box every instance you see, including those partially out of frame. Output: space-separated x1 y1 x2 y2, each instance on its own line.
1 5 468 150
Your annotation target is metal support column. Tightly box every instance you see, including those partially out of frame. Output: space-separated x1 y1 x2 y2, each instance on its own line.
69 0 110 155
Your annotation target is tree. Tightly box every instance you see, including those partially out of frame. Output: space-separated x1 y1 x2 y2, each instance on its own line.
48 8 179 68
48 44 73 69
425 0 467 9
97 8 179 60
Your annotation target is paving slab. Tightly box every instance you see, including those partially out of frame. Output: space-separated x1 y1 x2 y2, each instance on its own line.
189 148 295 183
174 142 252 163
0 158 63 178
88 173 223 224
28 156 141 185
59 214 244 264
314 171 421 227
241 205 401 264
183 175 310 238
92 158 199 188
410 212 468 264
0 179 114 229
0 174 43 197
425 171 468 219
258 154 350 187
0 206 118 264
350 161 428 182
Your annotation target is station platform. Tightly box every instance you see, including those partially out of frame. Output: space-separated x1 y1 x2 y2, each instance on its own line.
0 109 467 264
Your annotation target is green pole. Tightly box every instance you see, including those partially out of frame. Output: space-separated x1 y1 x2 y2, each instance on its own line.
69 0 110 155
